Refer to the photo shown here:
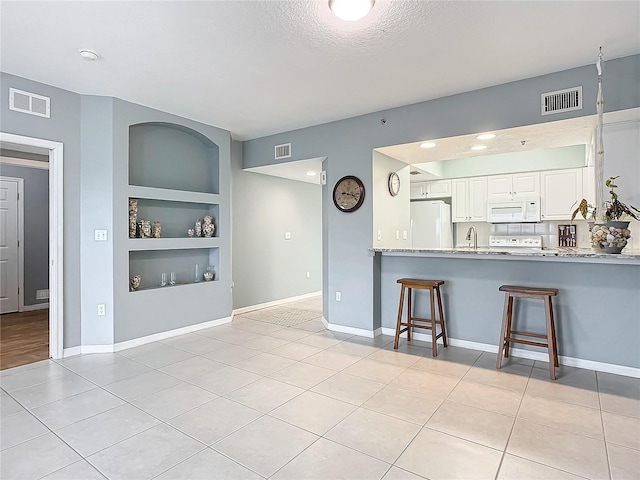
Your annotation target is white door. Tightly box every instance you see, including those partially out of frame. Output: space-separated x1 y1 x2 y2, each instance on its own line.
469 176 488 221
0 179 19 313
451 178 469 223
513 172 540 196
487 174 513 200
541 168 583 220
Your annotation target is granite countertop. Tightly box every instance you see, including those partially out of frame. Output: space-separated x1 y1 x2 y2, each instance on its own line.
370 246 640 264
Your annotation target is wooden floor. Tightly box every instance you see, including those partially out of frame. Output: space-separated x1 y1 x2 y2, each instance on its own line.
0 309 49 370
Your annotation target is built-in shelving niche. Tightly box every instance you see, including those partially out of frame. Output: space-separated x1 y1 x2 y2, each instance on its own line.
129 248 219 292
130 198 219 239
129 122 219 194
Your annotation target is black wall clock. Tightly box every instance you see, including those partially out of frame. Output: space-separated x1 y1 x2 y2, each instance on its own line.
333 175 365 212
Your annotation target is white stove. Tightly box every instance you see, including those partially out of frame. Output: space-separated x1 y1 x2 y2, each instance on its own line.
489 235 543 250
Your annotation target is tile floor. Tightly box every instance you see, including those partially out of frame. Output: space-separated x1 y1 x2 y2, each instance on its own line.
1 296 639 479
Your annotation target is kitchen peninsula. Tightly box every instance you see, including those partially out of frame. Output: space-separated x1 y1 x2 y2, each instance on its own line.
371 246 640 375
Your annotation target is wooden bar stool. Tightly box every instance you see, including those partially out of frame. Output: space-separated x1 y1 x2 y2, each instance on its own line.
394 278 447 357
496 285 559 380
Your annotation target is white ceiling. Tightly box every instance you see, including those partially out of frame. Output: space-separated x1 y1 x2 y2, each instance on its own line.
1 1 638 141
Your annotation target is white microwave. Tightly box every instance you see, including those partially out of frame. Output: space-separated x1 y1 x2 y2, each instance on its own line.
488 197 541 223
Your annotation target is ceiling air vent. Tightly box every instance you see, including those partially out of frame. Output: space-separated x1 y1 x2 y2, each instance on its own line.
9 88 50 118
274 143 291 160
541 86 582 116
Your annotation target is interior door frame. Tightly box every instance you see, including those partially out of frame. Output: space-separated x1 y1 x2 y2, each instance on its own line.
0 176 24 313
0 132 64 360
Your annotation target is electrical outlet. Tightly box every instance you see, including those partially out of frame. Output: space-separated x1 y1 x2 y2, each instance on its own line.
285 232 291 240
306 271 310 278
97 304 106 316
94 229 107 241
36 289 49 300
335 291 342 302
402 230 408 240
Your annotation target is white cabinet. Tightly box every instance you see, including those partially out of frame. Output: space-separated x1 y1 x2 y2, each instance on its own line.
410 182 427 200
487 172 539 200
540 168 583 220
452 176 487 223
426 179 452 198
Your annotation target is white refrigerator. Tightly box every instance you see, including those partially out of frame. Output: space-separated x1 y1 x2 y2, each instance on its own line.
410 200 453 248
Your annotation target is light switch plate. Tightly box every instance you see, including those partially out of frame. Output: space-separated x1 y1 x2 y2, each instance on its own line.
285 232 291 240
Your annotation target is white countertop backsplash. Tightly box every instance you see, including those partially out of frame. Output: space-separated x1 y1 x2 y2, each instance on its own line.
455 220 640 250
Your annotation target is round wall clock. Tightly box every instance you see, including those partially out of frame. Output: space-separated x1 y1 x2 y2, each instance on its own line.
333 175 365 213
388 172 400 196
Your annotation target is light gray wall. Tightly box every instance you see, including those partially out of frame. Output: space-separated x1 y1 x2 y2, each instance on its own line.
428 145 586 179
0 164 49 306
0 72 82 348
80 96 115 345
379 255 640 368
372 152 411 248
243 55 640 332
232 140 321 309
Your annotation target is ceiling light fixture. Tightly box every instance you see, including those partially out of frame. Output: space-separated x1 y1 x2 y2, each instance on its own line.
306 171 317 176
79 49 99 61
328 0 375 21
420 142 436 149
471 145 487 151
476 133 496 140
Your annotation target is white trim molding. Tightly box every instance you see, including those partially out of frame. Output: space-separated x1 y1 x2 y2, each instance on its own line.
0 156 50 170
233 291 321 316
379 327 640 378
63 316 232 357
22 303 49 312
322 317 382 338
0 132 64 360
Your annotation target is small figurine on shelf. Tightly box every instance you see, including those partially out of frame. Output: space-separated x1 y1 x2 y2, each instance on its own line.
169 272 176 286
139 220 152 238
194 264 200 283
187 228 195 238
130 275 141 291
160 273 167 287
195 218 202 238
203 215 215 238
153 221 162 238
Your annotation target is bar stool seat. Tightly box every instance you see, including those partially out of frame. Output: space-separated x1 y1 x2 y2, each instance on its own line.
496 285 559 380
394 278 447 357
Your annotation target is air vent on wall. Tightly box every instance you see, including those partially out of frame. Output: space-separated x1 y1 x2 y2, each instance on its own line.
274 143 291 160
9 88 50 118
541 86 582 116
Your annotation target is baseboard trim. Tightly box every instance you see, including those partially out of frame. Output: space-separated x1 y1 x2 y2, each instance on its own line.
323 317 379 338
233 291 321 316
63 316 233 357
21 303 49 312
379 327 640 378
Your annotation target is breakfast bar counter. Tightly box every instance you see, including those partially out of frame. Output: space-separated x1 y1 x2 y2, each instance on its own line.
371 247 640 265
372 248 640 374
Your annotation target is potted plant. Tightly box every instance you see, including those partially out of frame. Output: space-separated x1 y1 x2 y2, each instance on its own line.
589 176 639 254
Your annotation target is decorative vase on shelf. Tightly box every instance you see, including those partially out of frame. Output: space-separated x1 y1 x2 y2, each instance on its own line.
130 275 141 291
203 215 215 238
139 219 152 238
128 199 138 238
203 265 215 281
195 218 202 238
590 221 631 254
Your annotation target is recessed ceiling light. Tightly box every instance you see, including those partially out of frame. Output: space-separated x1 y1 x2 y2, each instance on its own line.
420 142 436 149
306 171 316 176
471 145 487 151
328 0 375 21
79 49 99 61
476 133 496 140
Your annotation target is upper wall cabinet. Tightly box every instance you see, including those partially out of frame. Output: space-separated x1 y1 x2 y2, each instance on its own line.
426 179 452 198
410 182 427 200
452 177 487 223
129 123 219 194
487 172 539 200
540 168 583 220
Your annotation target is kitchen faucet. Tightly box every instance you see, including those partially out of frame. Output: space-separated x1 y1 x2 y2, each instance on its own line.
466 225 477 249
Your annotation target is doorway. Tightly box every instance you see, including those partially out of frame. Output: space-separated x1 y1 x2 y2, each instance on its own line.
0 132 64 364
